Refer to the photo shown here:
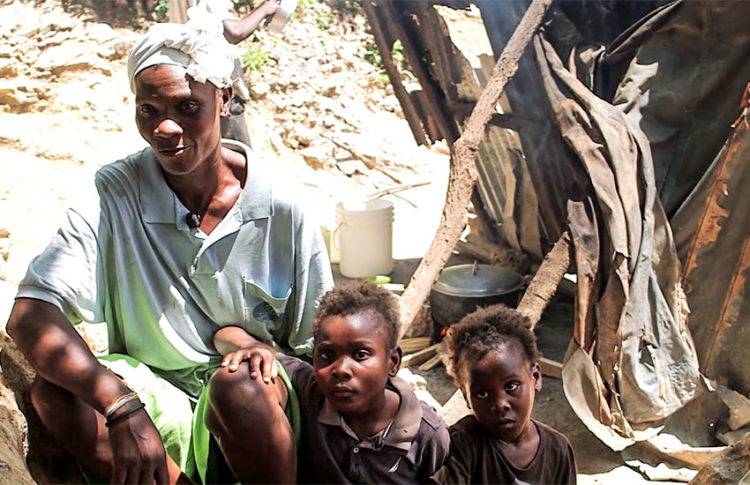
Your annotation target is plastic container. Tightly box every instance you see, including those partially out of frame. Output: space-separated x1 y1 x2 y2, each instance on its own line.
266 0 299 37
335 199 394 278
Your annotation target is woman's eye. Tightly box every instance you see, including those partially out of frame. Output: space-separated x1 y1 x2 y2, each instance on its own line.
137 105 155 116
475 390 489 399
180 101 199 113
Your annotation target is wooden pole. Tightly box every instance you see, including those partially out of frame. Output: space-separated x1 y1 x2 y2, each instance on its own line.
398 0 553 338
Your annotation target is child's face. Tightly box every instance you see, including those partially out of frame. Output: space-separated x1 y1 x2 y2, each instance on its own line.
464 340 541 443
313 312 401 418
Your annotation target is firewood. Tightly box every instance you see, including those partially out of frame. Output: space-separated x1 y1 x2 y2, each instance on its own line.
400 343 440 368
399 337 432 354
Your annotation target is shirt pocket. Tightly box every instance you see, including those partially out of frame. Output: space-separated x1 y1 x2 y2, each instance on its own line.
243 279 292 335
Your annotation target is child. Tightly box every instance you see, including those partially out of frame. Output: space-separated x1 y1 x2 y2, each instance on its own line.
217 281 450 483
432 304 576 484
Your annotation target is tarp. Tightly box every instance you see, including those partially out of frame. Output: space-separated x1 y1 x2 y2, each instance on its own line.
528 33 703 449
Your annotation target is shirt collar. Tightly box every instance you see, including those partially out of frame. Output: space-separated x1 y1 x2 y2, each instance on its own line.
139 139 273 226
318 376 423 452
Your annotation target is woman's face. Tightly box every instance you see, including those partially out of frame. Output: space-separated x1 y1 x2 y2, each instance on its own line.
134 64 230 178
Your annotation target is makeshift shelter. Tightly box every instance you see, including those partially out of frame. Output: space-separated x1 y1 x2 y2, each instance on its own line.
363 0 750 462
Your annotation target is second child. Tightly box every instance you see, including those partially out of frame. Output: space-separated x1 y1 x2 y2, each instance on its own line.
432 304 576 484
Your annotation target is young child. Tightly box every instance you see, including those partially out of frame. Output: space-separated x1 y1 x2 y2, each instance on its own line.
432 304 576 484
218 281 450 483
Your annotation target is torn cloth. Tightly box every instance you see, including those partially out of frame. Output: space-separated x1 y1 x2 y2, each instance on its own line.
531 34 703 450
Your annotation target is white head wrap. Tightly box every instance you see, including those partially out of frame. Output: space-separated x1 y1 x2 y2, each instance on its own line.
127 13 237 93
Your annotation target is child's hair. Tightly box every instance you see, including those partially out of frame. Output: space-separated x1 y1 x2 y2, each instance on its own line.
444 304 540 388
313 281 401 350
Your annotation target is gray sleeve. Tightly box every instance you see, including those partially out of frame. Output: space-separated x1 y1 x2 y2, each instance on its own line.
417 406 451 483
16 202 105 324
285 203 334 356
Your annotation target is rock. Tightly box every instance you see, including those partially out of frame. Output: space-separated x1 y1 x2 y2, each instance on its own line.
300 145 334 169
84 23 118 44
0 60 18 79
290 89 308 108
249 81 270 99
0 45 13 59
288 123 315 147
0 81 35 113
96 40 133 61
691 433 750 484
35 45 109 76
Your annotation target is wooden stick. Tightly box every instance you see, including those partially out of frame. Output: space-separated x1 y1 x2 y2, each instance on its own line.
418 353 443 371
398 0 553 338
516 231 571 329
400 343 440 368
539 356 563 380
399 337 432 354
366 181 431 199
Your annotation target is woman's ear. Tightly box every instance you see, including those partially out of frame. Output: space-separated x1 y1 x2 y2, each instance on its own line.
220 86 233 117
388 346 402 377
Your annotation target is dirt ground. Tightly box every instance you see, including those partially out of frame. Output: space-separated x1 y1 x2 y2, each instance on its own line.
0 1 691 483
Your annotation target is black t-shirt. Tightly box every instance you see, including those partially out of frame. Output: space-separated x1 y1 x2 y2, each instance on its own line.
432 415 576 484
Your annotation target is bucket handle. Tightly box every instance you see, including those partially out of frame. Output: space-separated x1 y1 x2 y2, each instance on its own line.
331 223 343 252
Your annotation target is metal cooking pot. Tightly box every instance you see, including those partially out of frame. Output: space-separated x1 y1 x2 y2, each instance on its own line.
429 263 524 340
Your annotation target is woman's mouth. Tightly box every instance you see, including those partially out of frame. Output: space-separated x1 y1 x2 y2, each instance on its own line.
159 145 188 157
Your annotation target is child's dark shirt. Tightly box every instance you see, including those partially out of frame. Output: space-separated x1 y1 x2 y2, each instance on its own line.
278 354 450 484
432 415 576 484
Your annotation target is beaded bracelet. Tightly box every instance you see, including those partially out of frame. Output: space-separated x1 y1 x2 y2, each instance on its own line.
105 402 146 428
104 391 138 420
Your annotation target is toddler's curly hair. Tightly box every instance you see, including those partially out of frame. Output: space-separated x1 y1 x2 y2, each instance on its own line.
314 281 401 350
444 304 540 389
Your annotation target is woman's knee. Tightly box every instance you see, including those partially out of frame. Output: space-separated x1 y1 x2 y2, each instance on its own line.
208 365 273 412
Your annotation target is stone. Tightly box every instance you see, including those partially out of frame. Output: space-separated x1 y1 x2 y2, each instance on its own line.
0 60 18 79
300 145 333 169
289 123 315 147
35 45 105 76
691 433 750 484
0 82 35 113
249 81 270 99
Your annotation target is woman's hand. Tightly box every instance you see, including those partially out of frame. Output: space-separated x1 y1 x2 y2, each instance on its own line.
108 406 169 485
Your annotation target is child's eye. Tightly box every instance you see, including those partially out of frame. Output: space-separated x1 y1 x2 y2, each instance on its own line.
475 390 489 399
353 349 371 360
506 382 520 392
317 350 332 361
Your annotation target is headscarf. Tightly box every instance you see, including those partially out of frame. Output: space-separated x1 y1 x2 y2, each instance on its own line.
126 10 237 93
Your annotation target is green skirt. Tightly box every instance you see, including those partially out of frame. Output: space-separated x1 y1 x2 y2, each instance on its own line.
99 354 301 484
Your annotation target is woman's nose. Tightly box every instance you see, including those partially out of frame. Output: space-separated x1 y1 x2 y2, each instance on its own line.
154 117 183 137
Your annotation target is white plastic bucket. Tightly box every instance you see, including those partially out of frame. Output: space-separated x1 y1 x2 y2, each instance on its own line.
335 199 394 278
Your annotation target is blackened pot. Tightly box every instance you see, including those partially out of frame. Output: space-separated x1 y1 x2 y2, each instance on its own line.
430 264 524 340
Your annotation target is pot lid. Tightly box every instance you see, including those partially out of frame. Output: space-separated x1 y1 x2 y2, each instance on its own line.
433 263 523 297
